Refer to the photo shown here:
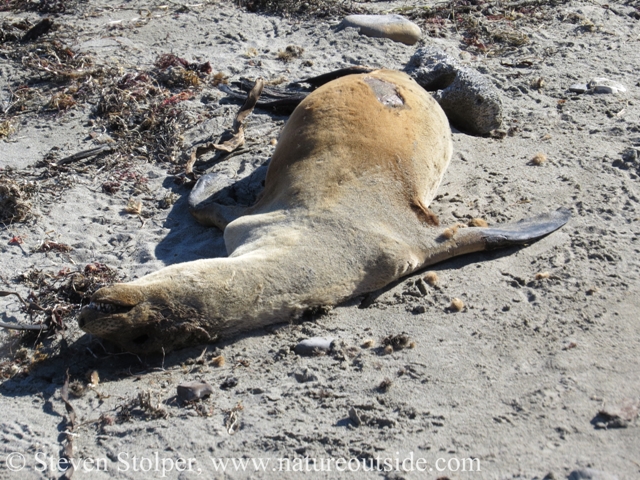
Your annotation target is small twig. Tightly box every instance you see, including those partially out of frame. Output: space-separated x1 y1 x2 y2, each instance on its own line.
0 291 28 308
186 79 264 179
60 371 76 480
54 145 114 166
0 321 47 331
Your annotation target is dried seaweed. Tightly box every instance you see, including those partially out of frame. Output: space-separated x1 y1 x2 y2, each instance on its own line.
236 0 363 18
14 263 120 331
93 55 213 162
1 0 71 14
116 391 168 423
392 0 570 55
0 177 35 223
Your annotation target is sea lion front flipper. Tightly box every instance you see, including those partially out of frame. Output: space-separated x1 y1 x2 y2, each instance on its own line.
189 200 247 231
419 208 571 268
189 165 268 230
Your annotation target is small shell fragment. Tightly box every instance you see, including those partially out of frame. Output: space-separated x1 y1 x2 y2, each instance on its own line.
125 198 143 215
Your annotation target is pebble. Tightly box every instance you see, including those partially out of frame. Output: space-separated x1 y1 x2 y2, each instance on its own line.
294 337 334 356
338 14 421 45
588 77 626 94
405 47 503 135
348 407 362 426
568 468 619 480
220 376 238 390
569 83 589 93
294 368 320 383
176 381 214 402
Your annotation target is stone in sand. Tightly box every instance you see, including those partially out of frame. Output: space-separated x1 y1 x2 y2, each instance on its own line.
338 14 421 45
568 468 619 480
569 83 589 94
177 381 214 402
294 337 334 356
406 47 502 135
587 77 626 94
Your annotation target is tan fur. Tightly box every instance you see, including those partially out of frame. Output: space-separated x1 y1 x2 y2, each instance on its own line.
79 70 564 354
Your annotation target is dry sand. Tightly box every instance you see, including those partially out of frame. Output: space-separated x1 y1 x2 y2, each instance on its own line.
0 0 639 478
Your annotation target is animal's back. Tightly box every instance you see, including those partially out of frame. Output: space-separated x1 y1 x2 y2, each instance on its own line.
254 69 453 219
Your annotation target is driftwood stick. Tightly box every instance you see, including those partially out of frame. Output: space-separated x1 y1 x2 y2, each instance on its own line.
55 145 114 166
0 321 47 331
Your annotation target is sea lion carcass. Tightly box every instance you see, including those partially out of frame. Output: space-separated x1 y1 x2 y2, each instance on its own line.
78 70 569 353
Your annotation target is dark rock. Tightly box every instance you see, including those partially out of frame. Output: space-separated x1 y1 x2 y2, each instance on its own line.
406 47 503 135
177 381 214 402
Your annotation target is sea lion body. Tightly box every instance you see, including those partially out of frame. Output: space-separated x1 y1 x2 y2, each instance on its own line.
79 70 568 353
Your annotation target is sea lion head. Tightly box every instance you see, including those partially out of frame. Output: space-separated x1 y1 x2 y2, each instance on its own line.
78 284 212 354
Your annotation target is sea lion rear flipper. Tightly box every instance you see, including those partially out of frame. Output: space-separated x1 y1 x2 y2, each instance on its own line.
419 208 571 268
296 66 377 89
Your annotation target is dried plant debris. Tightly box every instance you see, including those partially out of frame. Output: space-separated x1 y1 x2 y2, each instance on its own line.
155 53 212 75
225 403 243 434
348 406 396 429
93 54 215 162
0 178 34 223
35 239 72 253
0 344 49 379
117 391 168 422
381 334 415 352
2 0 71 14
393 0 569 55
12 263 120 332
378 377 393 393
277 45 304 62
236 0 363 18
594 399 640 429
0 120 15 138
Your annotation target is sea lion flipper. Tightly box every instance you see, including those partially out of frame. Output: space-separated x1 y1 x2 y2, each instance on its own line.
188 167 268 229
479 207 571 250
190 201 247 230
419 208 571 267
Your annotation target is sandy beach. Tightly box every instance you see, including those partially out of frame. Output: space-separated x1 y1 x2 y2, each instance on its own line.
1 0 639 478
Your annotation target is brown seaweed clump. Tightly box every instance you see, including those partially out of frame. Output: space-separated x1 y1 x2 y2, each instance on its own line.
0 179 33 223
236 0 363 18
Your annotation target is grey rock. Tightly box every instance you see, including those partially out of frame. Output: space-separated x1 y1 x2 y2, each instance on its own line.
177 381 214 402
567 468 619 480
587 77 626 94
406 47 503 135
569 83 589 93
294 337 334 356
294 368 320 383
348 407 362 426
264 388 282 401
338 14 421 45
